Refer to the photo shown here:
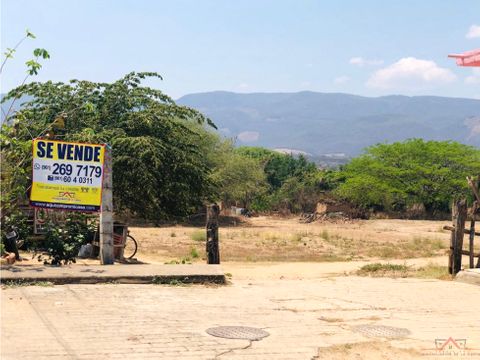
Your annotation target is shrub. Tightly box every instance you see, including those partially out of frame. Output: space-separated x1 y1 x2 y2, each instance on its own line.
38 213 97 265
359 263 408 273
190 247 199 258
320 230 330 241
190 230 206 242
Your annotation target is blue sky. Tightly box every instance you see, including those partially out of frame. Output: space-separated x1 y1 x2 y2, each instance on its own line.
1 0 479 99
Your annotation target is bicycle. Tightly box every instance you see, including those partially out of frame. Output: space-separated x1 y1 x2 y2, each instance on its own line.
93 223 138 260
121 230 138 259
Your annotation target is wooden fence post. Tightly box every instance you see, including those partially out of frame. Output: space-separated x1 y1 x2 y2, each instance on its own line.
100 145 114 265
206 204 220 264
449 199 467 274
469 218 475 269
449 201 455 274
468 177 480 269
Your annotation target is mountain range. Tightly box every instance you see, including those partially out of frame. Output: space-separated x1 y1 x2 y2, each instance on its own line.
3 91 479 164
178 91 480 159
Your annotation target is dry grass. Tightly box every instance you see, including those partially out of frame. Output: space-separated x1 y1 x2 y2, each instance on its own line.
357 263 409 276
357 262 452 280
414 264 452 280
366 237 446 259
190 230 206 242
129 216 453 263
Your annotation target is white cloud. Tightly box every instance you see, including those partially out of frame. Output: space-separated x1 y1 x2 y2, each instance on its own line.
466 24 480 39
334 76 350 85
366 57 456 90
238 82 249 90
465 68 480 84
349 57 384 67
237 131 259 142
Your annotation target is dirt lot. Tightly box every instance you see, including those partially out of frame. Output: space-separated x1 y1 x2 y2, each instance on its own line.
130 216 454 264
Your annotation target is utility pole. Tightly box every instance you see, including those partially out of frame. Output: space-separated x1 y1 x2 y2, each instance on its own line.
100 145 114 264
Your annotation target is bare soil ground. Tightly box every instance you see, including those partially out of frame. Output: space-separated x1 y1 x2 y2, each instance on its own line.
130 216 455 264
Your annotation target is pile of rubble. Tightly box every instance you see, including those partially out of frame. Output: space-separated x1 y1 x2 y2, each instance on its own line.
299 200 365 223
300 211 354 223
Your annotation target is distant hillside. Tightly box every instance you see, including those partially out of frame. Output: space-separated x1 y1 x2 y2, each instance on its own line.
3 91 480 160
178 91 480 156
0 94 31 123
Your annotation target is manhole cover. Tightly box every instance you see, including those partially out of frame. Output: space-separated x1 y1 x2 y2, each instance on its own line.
353 324 410 338
206 326 269 341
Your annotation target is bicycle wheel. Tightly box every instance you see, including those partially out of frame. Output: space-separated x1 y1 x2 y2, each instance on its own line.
123 235 138 259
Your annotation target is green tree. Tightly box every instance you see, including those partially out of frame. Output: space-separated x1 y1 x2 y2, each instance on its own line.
1 72 215 219
272 171 324 213
235 146 335 212
236 146 317 189
335 139 480 213
1 29 50 242
1 29 50 121
210 142 268 208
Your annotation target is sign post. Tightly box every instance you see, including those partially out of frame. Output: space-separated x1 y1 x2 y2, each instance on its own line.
100 145 114 264
30 138 114 264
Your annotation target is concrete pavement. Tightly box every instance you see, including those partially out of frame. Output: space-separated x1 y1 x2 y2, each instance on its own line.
2 275 479 359
455 268 480 286
0 264 225 284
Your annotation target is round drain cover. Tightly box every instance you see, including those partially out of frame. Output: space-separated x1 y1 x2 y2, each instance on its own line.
353 324 410 338
206 326 269 341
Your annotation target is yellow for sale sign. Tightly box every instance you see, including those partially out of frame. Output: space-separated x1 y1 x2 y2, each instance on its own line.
30 139 105 212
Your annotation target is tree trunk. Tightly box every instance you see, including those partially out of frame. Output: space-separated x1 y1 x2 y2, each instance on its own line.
206 204 220 264
469 218 475 269
449 199 467 275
